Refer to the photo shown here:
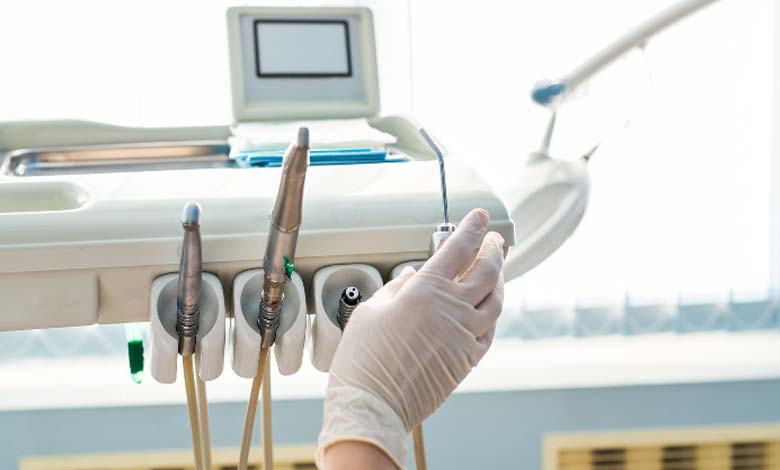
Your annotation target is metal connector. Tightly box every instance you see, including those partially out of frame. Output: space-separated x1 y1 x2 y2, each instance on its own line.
337 286 363 330
429 222 456 255
177 202 202 356
258 128 310 348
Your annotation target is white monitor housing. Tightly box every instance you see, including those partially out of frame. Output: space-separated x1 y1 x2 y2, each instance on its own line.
227 7 380 122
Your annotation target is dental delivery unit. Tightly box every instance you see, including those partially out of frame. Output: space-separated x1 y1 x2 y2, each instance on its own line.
0 1 721 468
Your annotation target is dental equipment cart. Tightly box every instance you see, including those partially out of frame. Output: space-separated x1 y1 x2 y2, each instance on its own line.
0 6 524 470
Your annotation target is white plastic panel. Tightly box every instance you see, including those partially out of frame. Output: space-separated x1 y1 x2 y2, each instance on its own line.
231 269 306 377
149 273 226 384
0 181 87 213
0 270 97 330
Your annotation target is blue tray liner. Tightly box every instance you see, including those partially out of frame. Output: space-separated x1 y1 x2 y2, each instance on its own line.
232 148 408 168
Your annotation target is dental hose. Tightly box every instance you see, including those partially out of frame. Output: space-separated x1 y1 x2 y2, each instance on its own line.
183 355 205 470
195 356 212 470
412 427 427 470
262 360 274 470
238 347 269 470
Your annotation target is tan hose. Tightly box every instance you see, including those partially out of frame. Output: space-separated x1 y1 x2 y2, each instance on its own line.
194 355 213 470
238 348 269 470
412 424 427 470
261 359 274 470
183 355 205 470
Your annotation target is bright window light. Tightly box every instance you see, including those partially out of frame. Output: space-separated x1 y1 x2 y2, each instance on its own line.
409 0 774 314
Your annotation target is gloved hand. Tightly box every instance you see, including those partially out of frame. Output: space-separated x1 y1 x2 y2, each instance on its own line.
317 208 505 468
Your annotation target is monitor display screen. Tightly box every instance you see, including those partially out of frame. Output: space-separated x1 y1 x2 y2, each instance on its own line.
254 20 352 77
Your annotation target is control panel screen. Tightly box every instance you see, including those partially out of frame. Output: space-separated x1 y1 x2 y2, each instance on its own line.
254 20 352 77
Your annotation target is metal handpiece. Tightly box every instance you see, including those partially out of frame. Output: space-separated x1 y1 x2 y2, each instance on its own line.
177 202 202 356
337 286 363 330
258 128 310 348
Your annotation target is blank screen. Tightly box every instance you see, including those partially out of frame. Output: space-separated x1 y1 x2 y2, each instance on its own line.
254 20 352 77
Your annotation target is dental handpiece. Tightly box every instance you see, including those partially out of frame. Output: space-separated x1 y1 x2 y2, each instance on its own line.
177 202 202 356
337 286 363 330
258 127 310 348
416 128 457 470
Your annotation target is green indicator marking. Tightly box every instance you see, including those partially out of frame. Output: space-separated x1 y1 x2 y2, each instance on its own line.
284 256 295 279
124 323 144 384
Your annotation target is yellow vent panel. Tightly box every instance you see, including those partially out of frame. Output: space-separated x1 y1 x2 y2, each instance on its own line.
546 425 780 470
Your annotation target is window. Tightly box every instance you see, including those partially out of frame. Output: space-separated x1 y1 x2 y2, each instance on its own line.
0 0 412 125
408 0 775 335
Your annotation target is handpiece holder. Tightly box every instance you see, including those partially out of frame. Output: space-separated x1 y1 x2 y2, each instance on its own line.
232 269 307 377
149 272 226 383
310 264 383 372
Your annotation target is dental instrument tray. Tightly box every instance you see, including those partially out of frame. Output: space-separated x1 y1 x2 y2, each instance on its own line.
2 142 409 177
2 141 232 177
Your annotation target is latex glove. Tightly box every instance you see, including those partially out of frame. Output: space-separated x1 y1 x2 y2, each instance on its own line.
317 208 505 468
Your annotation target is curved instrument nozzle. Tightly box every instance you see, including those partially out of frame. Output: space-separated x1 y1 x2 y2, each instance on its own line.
177 202 202 356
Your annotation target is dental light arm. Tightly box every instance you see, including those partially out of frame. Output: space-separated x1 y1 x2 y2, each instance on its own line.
503 0 722 282
531 0 721 107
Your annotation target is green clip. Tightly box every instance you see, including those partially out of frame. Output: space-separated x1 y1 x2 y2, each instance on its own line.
284 256 295 279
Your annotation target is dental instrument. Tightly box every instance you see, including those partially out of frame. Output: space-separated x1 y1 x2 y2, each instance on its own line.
420 128 456 253
408 127 457 470
176 202 212 470
238 128 310 470
337 287 363 330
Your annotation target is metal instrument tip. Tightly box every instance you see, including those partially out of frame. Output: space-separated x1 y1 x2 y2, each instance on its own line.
181 202 202 226
420 127 450 225
297 127 309 147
